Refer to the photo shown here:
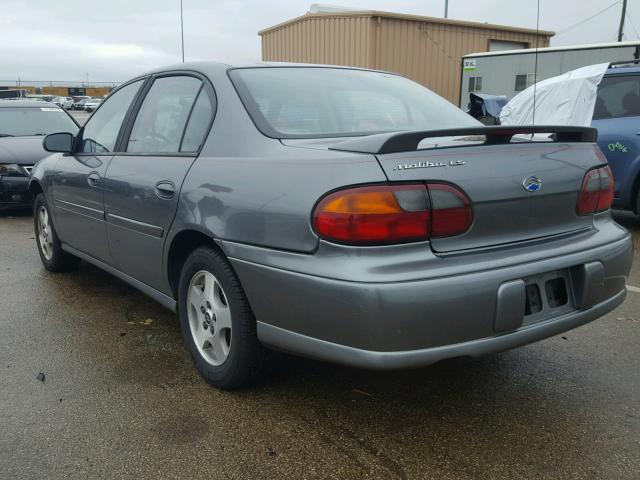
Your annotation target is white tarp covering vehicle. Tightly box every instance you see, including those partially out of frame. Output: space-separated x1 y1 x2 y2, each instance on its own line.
500 63 610 127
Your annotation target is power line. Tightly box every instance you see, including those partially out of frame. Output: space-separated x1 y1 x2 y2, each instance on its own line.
555 0 621 35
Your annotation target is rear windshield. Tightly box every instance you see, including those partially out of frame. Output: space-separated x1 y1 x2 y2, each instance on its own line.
0 107 79 136
594 74 640 119
229 67 479 138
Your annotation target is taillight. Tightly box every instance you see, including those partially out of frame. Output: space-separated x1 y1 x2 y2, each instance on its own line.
312 183 472 245
576 166 614 215
429 183 473 237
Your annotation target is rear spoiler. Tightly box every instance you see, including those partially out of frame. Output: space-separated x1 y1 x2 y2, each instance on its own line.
328 125 598 155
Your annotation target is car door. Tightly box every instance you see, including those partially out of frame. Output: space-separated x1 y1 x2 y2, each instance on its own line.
51 79 144 262
592 73 640 208
103 74 215 292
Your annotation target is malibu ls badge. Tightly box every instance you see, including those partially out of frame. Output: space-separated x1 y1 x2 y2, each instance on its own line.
393 160 466 171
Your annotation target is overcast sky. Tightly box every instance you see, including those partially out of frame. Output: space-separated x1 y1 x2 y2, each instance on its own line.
1 0 639 84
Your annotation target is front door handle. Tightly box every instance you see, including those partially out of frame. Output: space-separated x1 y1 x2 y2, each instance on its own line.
87 172 101 187
155 181 175 199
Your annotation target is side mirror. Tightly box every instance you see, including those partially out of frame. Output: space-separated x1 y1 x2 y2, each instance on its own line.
43 132 74 153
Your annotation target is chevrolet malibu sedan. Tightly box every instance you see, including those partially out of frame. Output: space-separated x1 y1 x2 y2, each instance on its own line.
30 62 633 389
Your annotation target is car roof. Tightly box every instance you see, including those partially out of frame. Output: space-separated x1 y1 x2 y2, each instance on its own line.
606 64 640 75
0 99 61 108
136 60 390 79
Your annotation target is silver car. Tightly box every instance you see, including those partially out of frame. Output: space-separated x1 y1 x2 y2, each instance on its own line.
84 98 102 112
30 63 633 389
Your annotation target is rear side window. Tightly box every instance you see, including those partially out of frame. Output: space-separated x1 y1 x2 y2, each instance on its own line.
81 80 143 153
180 88 215 152
127 76 202 153
594 75 640 119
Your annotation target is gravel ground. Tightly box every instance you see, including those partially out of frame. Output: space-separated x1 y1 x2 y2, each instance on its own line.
1 210 639 480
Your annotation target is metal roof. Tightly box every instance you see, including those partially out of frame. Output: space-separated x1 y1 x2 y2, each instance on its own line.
463 40 640 58
258 10 555 37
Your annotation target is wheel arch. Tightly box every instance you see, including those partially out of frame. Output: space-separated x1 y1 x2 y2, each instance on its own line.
165 228 227 298
28 178 44 197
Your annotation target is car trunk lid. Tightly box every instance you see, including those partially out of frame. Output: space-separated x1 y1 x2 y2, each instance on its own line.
328 126 605 253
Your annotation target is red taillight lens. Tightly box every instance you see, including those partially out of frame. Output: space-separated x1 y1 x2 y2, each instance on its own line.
429 184 473 237
313 183 472 245
313 185 430 245
577 166 614 215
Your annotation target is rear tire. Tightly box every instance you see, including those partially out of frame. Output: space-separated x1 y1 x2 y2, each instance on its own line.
177 246 269 389
33 193 80 272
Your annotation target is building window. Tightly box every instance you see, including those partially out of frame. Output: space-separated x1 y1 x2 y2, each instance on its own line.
468 76 482 92
515 73 537 91
489 39 529 52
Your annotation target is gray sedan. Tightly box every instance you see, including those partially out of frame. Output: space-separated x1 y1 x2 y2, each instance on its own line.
30 62 633 389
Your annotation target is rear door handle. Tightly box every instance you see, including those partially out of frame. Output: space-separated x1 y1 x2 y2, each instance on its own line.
155 181 175 199
87 172 101 187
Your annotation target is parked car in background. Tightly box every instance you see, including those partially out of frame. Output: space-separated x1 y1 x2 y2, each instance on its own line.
500 61 640 218
592 61 640 216
84 98 102 112
62 97 74 110
31 63 632 389
52 96 68 108
72 96 90 110
0 100 78 209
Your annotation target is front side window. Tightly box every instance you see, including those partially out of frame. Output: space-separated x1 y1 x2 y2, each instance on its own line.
0 107 78 137
594 75 640 119
80 80 143 153
126 76 202 153
229 67 479 138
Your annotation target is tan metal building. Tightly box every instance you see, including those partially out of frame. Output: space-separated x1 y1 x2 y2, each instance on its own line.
259 10 553 104
41 86 113 97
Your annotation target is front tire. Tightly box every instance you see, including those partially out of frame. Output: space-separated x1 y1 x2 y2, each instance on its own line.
177 246 269 389
33 193 80 272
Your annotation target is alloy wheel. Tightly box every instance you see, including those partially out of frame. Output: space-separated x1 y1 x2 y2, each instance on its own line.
187 270 232 366
37 205 54 261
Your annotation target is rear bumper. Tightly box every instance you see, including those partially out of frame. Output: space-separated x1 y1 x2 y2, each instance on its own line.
257 289 626 370
225 219 633 369
0 176 31 208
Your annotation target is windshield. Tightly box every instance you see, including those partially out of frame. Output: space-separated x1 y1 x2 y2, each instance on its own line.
230 67 479 138
0 107 79 136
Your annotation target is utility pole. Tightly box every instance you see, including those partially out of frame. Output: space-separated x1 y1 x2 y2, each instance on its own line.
618 0 627 42
180 0 185 62
444 0 448 18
